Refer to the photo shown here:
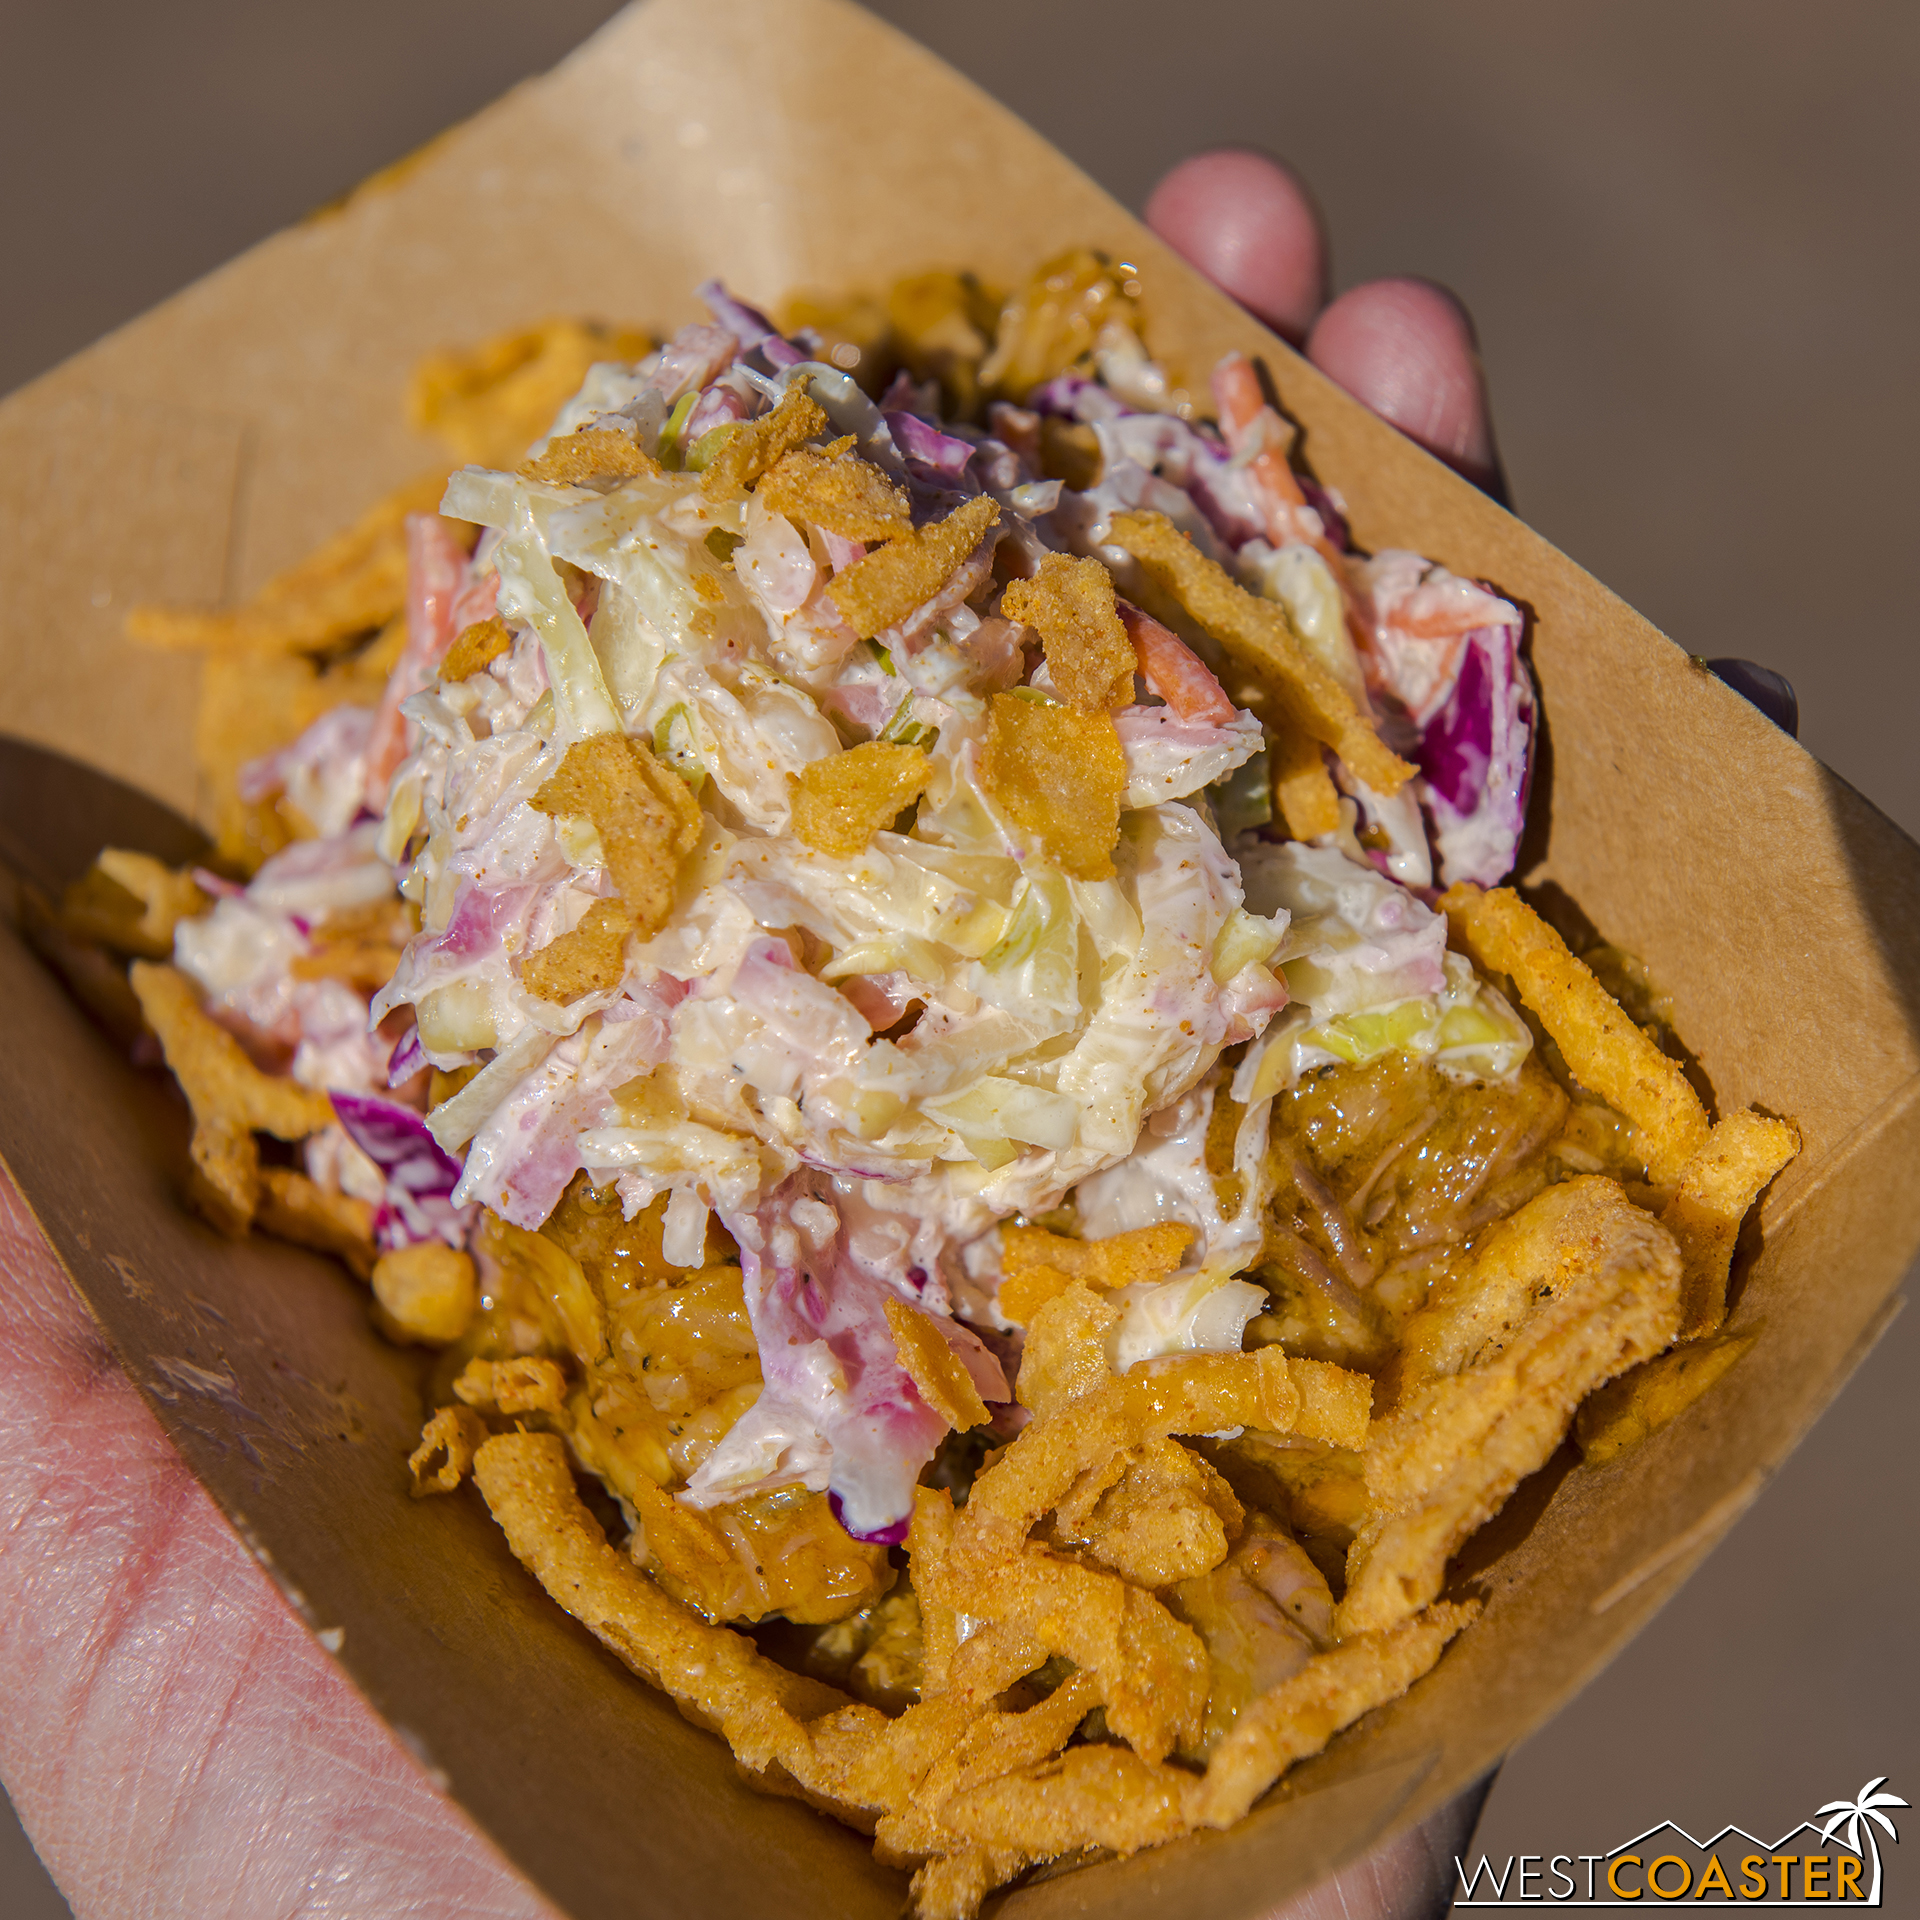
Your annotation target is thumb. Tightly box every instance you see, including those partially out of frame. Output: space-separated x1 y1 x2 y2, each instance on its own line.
0 1168 553 1919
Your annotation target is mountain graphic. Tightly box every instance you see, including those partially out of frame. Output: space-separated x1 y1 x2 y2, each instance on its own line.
1604 1816 1826 1857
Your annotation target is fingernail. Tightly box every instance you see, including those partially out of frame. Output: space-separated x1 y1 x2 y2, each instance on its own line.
1706 659 1799 737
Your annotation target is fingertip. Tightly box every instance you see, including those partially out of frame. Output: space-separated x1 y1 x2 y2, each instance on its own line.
1145 148 1329 344
1306 278 1505 497
1707 658 1799 736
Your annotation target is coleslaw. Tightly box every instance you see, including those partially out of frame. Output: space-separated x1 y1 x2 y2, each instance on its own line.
165 267 1537 1543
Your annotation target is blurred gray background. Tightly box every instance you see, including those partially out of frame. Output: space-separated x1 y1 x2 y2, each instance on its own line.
1 0 1913 1912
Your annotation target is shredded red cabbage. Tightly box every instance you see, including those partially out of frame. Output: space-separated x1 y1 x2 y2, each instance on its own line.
385 1027 426 1088
885 410 976 484
1416 620 1536 886
330 1089 469 1251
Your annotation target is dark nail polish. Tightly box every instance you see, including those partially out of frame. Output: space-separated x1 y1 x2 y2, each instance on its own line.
1706 658 1799 738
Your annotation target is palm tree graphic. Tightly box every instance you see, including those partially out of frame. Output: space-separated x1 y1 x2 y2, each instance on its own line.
1817 1779 1907 1905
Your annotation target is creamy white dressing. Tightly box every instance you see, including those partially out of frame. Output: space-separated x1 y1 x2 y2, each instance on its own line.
1241 540 1367 705
238 704 375 838
1238 838 1448 1019
1075 1077 1272 1278
1105 1269 1269 1375
1349 550 1517 728
152 309 1540 1530
1230 842 1531 1099
1116 706 1263 809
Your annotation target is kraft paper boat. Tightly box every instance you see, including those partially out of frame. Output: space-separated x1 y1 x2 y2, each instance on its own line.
0 2 1914 1912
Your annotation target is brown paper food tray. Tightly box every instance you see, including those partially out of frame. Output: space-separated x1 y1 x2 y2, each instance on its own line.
0 1 1915 1911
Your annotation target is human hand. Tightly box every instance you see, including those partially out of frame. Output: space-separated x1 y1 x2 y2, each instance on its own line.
1148 148 1798 741
0 1168 551 1917
1147 147 1506 499
0 149 1512 1920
